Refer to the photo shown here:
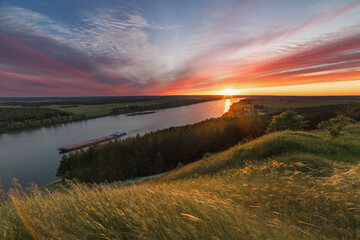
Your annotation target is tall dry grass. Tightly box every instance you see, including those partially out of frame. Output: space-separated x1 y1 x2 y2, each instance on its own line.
1 124 359 239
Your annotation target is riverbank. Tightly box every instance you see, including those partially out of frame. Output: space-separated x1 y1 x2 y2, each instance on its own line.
56 108 264 183
0 98 239 190
126 111 156 116
0 95 225 134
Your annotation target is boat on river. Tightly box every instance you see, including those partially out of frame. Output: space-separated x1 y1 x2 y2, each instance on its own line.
58 132 126 153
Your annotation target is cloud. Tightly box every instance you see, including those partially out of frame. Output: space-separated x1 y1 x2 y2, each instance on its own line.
0 5 173 95
0 1 359 96
151 1 360 94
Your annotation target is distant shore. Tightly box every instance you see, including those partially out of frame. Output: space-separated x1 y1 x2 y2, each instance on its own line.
126 111 156 116
0 95 225 134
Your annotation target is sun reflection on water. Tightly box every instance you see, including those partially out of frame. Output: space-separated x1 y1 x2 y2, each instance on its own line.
224 99 231 113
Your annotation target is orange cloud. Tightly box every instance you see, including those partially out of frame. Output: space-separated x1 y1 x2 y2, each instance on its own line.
155 31 360 95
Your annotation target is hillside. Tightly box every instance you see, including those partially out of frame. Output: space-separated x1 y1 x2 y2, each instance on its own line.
1 124 360 239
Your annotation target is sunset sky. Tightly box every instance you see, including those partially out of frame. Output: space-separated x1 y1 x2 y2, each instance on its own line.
1 0 360 96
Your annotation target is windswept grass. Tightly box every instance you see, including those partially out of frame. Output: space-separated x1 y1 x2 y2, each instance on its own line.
1 124 360 239
165 125 360 180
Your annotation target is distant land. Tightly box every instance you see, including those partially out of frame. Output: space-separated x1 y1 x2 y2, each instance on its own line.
0 95 224 133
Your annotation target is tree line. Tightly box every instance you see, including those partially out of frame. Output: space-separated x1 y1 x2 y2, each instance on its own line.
0 96 224 107
0 107 73 133
57 113 266 183
111 98 222 114
291 103 360 129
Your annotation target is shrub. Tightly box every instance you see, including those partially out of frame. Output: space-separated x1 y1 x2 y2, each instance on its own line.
317 115 354 141
266 111 308 133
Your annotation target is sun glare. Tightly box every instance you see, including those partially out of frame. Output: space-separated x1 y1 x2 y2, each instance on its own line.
221 88 240 96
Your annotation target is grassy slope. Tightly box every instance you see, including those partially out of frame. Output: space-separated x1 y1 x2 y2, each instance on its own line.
1 124 360 239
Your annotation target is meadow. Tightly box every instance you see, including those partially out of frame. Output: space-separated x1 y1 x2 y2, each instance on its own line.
1 123 359 239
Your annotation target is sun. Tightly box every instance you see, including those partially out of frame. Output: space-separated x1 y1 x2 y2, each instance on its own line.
220 88 239 96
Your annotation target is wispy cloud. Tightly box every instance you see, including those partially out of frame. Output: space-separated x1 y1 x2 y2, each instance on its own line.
0 0 359 96
0 5 173 92
150 1 360 94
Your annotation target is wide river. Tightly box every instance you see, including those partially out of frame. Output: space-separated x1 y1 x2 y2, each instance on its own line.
0 98 239 189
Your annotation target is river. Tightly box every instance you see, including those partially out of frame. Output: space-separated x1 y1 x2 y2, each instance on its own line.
0 98 239 189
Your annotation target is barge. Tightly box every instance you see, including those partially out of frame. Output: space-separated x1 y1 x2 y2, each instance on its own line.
59 132 126 153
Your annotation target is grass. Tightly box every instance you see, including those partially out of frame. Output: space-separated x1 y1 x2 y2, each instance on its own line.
1 124 359 239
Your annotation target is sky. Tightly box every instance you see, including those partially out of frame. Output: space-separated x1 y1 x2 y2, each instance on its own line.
0 0 360 96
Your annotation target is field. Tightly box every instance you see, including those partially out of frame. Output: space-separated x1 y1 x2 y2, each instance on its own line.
1 123 359 239
44 102 157 116
234 96 360 113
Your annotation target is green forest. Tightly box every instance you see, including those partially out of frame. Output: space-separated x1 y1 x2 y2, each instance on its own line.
0 107 73 132
292 103 360 129
57 112 265 182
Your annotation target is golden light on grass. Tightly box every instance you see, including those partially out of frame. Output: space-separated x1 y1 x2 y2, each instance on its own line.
1 124 360 239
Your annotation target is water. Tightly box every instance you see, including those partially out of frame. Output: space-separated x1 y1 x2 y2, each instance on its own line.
0 98 239 189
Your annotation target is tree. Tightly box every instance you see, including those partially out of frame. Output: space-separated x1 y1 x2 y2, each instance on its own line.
266 111 308 133
14 122 25 129
317 115 354 141
153 152 164 174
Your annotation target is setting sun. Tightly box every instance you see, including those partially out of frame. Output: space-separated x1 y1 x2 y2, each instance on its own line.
220 88 240 96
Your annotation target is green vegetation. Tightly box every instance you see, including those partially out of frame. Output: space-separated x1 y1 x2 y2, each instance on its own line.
291 103 360 130
126 111 156 116
318 115 354 141
0 96 223 133
266 111 308 133
0 107 73 132
231 97 360 130
1 123 359 239
57 113 265 183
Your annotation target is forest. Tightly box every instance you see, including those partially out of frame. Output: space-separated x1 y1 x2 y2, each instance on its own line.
57 112 266 182
0 107 73 132
292 103 360 129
